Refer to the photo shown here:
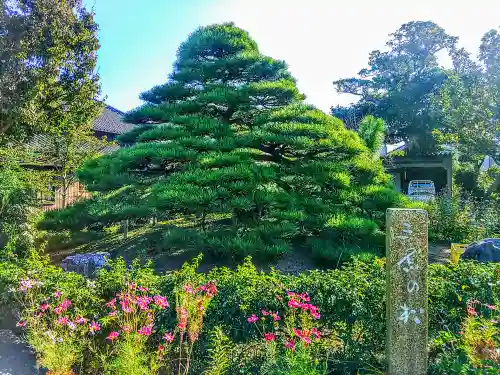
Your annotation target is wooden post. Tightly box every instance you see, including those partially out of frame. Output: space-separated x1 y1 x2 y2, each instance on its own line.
386 208 428 375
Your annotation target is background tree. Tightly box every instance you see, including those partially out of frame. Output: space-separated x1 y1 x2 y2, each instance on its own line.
429 28 500 195
0 148 49 258
0 0 102 144
43 23 398 262
333 21 458 155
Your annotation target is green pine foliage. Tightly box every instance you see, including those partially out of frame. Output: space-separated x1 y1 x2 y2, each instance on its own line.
42 23 398 262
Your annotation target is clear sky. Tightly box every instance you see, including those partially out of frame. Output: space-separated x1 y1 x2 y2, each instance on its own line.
84 0 500 113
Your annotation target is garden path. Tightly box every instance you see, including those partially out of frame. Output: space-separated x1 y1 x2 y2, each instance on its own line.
0 330 40 375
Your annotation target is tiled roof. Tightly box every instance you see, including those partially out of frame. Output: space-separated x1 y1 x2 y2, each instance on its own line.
92 105 136 135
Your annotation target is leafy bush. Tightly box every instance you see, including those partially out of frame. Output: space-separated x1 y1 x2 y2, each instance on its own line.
425 188 500 243
1 254 498 374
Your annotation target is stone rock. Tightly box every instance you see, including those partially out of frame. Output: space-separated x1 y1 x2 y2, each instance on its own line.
461 238 500 262
61 252 110 278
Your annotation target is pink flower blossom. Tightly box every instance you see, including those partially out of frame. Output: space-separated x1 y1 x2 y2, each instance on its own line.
311 311 321 319
138 325 152 336
288 299 301 309
311 327 321 339
105 298 117 309
106 331 120 341
261 309 269 316
272 312 281 321
39 303 50 312
19 278 34 292
153 295 169 309
53 290 62 298
183 284 194 294
299 293 310 302
137 286 149 292
293 328 312 344
57 316 69 325
89 321 101 334
74 317 87 325
120 299 133 313
486 304 497 310
264 332 275 341
247 314 259 323
109 311 117 317
136 296 152 311
16 320 26 327
284 339 295 351
199 281 218 297
163 332 175 342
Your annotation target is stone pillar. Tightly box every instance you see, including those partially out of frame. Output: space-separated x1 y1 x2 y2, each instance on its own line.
386 208 428 375
122 219 129 240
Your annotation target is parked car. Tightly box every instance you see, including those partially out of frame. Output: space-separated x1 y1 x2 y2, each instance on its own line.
407 180 436 202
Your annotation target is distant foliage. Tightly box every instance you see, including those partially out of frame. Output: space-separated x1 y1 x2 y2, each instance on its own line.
42 23 398 263
425 188 500 243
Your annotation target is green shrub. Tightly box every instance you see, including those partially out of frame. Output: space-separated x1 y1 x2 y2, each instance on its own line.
1 254 498 374
425 189 500 243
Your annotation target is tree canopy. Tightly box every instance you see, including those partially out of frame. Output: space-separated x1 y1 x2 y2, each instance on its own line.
0 0 102 143
333 21 500 194
43 23 400 262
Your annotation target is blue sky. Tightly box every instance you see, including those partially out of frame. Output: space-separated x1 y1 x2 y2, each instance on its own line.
85 0 500 113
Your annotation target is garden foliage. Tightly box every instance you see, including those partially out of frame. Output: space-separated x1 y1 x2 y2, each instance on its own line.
42 23 400 261
1 254 498 374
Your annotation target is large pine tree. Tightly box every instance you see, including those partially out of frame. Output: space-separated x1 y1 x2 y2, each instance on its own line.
43 23 399 261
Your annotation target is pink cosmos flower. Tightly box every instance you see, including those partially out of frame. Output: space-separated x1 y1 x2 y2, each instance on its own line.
89 321 101 334
138 325 152 336
247 314 259 323
137 286 149 292
284 339 295 351
486 304 497 310
163 332 175 342
57 316 69 325
16 320 26 327
311 311 321 319
39 303 50 312
136 296 152 311
272 312 281 321
153 295 169 309
293 328 312 344
120 299 132 313
200 281 218 297
311 327 321 339
264 333 275 341
183 284 194 294
108 311 117 317
19 278 34 292
261 309 270 316
74 316 87 325
106 331 120 342
288 299 301 309
53 291 62 298
105 298 117 309
299 293 310 302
